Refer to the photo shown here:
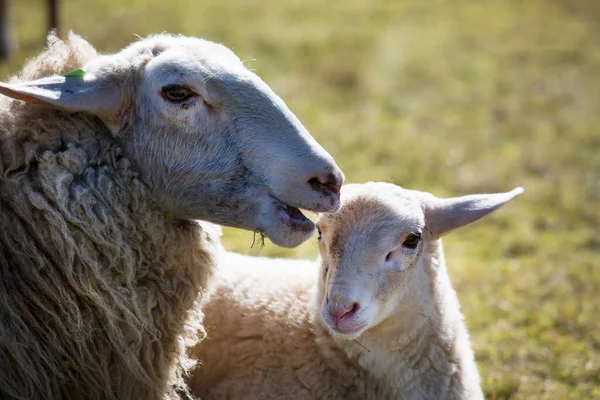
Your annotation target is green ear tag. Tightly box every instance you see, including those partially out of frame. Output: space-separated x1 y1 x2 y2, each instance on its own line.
63 68 86 78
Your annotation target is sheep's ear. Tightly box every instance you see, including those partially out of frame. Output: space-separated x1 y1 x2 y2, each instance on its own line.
0 73 121 116
423 187 523 238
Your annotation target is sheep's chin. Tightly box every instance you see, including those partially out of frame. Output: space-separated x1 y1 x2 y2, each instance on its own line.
257 195 316 248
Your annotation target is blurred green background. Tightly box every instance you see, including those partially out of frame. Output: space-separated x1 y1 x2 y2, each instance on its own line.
2 0 599 398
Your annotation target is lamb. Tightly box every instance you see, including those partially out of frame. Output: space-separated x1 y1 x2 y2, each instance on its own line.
0 32 343 399
188 182 523 399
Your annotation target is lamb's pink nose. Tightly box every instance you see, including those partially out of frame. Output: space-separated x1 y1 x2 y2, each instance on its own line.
329 302 359 324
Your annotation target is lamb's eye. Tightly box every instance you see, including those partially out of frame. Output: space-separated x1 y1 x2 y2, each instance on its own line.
162 85 194 103
385 251 393 262
402 233 421 249
317 228 322 240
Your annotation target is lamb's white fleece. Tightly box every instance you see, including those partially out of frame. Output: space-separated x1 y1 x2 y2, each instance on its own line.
188 183 522 399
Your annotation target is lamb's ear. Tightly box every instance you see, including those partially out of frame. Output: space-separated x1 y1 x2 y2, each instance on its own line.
0 73 121 116
423 187 524 238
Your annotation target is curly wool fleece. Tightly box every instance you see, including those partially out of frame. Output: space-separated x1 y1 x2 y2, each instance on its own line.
0 33 217 399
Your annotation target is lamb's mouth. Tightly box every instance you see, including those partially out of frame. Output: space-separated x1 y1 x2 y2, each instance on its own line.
270 195 315 233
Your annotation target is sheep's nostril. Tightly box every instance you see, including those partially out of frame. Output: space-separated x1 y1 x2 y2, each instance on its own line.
308 173 342 196
326 180 342 195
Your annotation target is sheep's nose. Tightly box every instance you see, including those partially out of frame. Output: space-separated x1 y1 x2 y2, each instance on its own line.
329 302 359 324
308 170 344 196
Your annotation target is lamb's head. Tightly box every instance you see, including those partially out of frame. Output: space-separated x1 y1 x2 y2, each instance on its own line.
0 34 343 247
315 182 523 339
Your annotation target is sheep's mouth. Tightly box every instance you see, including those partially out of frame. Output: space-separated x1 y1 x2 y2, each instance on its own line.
270 195 314 232
258 194 317 248
283 204 309 222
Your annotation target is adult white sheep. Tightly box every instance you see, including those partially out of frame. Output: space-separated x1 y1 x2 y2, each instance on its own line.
188 182 523 399
0 32 343 400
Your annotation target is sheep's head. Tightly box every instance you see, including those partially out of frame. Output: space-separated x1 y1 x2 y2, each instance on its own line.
0 33 344 247
315 182 523 339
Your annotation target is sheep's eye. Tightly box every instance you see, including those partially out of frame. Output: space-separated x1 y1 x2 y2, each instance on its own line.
317 228 322 240
402 233 421 249
162 85 194 103
385 251 393 262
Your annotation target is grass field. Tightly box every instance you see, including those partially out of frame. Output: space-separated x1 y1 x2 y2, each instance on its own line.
2 0 599 398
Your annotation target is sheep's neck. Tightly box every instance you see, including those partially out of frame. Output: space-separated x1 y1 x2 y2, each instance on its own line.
329 243 464 395
0 115 214 398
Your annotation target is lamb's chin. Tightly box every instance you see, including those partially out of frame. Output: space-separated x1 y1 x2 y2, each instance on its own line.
328 324 368 340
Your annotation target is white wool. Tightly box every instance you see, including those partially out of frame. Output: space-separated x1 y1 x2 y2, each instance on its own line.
189 182 522 399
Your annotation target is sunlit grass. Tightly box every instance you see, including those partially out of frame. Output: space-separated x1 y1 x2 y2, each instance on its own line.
2 0 599 398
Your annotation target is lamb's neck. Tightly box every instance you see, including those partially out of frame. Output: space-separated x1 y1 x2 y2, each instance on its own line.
332 242 466 394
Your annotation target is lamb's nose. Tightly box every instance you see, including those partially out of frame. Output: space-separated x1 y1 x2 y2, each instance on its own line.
329 302 359 324
308 171 344 196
